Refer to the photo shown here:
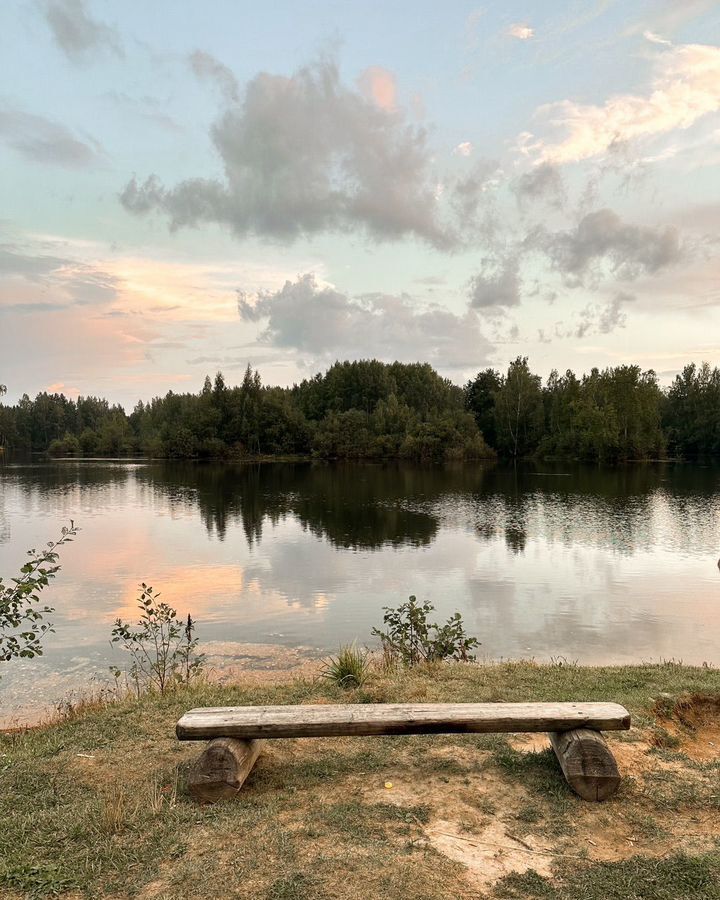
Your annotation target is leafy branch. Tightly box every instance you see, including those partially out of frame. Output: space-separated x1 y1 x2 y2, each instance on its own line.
0 521 79 664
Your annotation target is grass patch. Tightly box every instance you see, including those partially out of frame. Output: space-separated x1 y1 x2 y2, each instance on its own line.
495 852 720 899
321 644 370 689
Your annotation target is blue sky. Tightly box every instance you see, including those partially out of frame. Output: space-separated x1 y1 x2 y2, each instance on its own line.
2 0 720 406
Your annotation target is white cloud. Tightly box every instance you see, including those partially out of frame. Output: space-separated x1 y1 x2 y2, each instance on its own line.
508 23 534 40
643 31 672 46
523 42 720 164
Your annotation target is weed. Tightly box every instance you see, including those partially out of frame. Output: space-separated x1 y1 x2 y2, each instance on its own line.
110 583 205 695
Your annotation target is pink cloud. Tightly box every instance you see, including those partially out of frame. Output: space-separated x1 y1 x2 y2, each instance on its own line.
46 381 80 398
357 66 397 112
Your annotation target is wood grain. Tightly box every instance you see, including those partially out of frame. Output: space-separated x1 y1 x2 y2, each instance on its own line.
187 737 264 803
176 702 630 741
550 728 621 801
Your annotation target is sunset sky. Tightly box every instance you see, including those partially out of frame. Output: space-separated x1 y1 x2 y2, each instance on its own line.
2 0 720 407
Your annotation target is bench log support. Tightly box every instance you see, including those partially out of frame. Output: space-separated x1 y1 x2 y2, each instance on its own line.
549 728 620 801
187 737 264 803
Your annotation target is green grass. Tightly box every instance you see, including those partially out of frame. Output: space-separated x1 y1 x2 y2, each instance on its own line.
1 660 720 898
495 853 720 899
320 644 370 689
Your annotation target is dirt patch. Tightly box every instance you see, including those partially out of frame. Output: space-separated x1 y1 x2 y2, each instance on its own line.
508 733 550 753
425 817 554 891
653 692 720 762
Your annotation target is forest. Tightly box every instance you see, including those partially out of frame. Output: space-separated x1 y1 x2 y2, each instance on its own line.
1 357 719 463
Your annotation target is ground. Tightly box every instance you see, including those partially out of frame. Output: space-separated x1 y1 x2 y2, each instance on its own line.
2 660 720 899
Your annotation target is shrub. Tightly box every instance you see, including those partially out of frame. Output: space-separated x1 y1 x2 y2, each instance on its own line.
110 583 205 695
321 643 370 688
48 433 80 456
0 522 78 667
372 595 479 667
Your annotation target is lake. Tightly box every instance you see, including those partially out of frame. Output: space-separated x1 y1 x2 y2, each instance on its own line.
1 459 720 722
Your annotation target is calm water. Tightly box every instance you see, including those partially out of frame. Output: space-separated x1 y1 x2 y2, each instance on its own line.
2 459 720 721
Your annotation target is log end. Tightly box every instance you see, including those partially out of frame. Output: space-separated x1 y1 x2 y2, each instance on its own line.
550 728 621 802
187 737 263 803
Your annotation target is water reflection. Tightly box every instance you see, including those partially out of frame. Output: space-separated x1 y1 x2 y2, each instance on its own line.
134 462 441 549
2 458 720 720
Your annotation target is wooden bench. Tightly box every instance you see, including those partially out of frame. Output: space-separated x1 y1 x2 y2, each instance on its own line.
176 701 630 804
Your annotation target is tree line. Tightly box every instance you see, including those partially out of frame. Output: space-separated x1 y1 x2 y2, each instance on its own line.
1 358 719 463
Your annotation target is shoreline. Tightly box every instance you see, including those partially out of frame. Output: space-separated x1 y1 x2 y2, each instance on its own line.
3 653 717 733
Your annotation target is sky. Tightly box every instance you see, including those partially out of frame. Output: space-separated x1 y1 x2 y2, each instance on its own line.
1 0 720 407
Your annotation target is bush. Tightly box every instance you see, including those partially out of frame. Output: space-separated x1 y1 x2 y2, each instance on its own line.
321 643 370 688
48 433 80 456
372 595 479 667
110 583 205 695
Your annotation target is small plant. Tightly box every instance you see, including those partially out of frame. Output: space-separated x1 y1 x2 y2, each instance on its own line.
110 583 205 696
0 521 78 667
321 643 369 689
372 595 479 667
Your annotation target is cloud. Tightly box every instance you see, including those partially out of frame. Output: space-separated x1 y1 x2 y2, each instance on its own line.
625 0 717 39
465 9 486 52
189 50 239 102
40 0 122 63
103 91 183 133
448 158 501 224
527 208 684 284
0 242 119 310
0 244 70 279
468 258 521 312
523 42 720 164
643 31 672 46
237 273 492 368
0 104 103 167
512 163 565 210
508 23 534 40
120 56 462 249
573 291 635 338
357 66 397 112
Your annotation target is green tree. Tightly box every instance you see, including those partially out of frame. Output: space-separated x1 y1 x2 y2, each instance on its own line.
464 368 501 449
493 357 544 457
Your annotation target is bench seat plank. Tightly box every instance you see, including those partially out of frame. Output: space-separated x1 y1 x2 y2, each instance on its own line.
177 702 630 741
